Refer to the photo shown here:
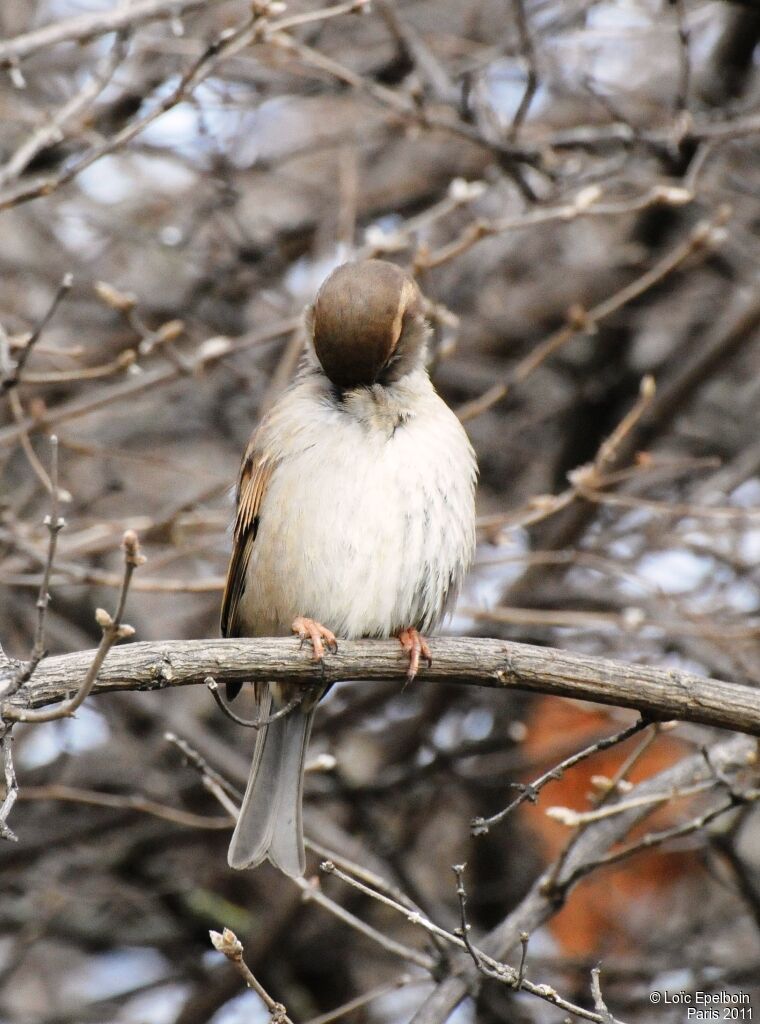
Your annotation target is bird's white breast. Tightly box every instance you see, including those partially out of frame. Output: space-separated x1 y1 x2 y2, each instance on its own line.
239 368 477 639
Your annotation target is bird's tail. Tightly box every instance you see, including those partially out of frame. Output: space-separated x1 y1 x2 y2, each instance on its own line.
227 691 315 877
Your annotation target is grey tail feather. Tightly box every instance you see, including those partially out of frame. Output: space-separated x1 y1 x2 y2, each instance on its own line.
227 694 315 877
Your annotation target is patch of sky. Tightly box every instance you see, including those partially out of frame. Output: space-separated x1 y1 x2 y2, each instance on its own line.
227 95 293 169
415 745 435 767
545 1 667 99
139 79 260 165
731 477 760 508
739 529 760 566
120 983 191 1024
653 967 693 993
657 650 709 677
431 711 459 751
17 703 109 769
61 947 169 1003
721 580 760 614
209 989 272 1024
452 530 529 634
76 155 136 204
47 0 114 18
53 205 106 259
386 696 424 722
373 982 449 1024
138 80 211 158
636 549 713 595
363 213 405 248
77 152 195 205
432 708 491 751
484 63 551 126
462 707 494 742
585 1 660 32
285 247 354 307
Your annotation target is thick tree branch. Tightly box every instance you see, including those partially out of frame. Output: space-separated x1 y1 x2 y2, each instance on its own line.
3 637 760 736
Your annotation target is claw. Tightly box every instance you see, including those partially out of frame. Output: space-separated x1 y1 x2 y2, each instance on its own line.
292 617 338 661
397 627 432 681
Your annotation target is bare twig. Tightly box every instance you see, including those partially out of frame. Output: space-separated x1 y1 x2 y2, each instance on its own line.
324 859 627 1023
452 864 501 980
470 373 657 540
546 778 717 827
16 783 232 830
0 730 18 842
268 28 540 200
418 183 692 274
409 735 754 1024
592 723 664 808
1 275 73 392
594 376 656 475
0 36 127 189
520 109 760 151
209 927 293 1024
0 0 216 63
509 0 539 137
562 795 751 888
544 721 672 888
2 530 143 723
303 976 418 1024
18 349 136 386
590 966 615 1024
375 0 456 104
298 872 437 972
306 840 419 915
672 0 691 115
471 717 650 836
207 677 307 729
517 932 529 988
0 317 298 450
457 209 727 423
572 484 760 522
94 281 189 369
0 3 370 213
164 731 242 816
5 387 65 496
321 858 466 954
1 564 224 594
3 436 66 700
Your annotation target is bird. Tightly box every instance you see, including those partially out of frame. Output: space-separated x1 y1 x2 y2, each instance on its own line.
221 258 477 876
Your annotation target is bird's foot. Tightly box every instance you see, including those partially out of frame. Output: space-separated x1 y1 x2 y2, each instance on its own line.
397 627 432 681
292 617 338 661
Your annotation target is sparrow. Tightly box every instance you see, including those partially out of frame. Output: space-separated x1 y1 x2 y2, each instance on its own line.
221 258 477 876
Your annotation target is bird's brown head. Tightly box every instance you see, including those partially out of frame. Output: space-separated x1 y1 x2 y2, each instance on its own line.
309 259 427 389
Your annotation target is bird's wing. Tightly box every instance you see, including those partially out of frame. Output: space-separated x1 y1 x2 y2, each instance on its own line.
220 439 276 639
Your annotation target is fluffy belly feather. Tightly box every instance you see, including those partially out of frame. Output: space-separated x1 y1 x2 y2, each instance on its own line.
238 389 475 639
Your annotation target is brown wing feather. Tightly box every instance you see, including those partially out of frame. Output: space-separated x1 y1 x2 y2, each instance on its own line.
220 441 275 640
